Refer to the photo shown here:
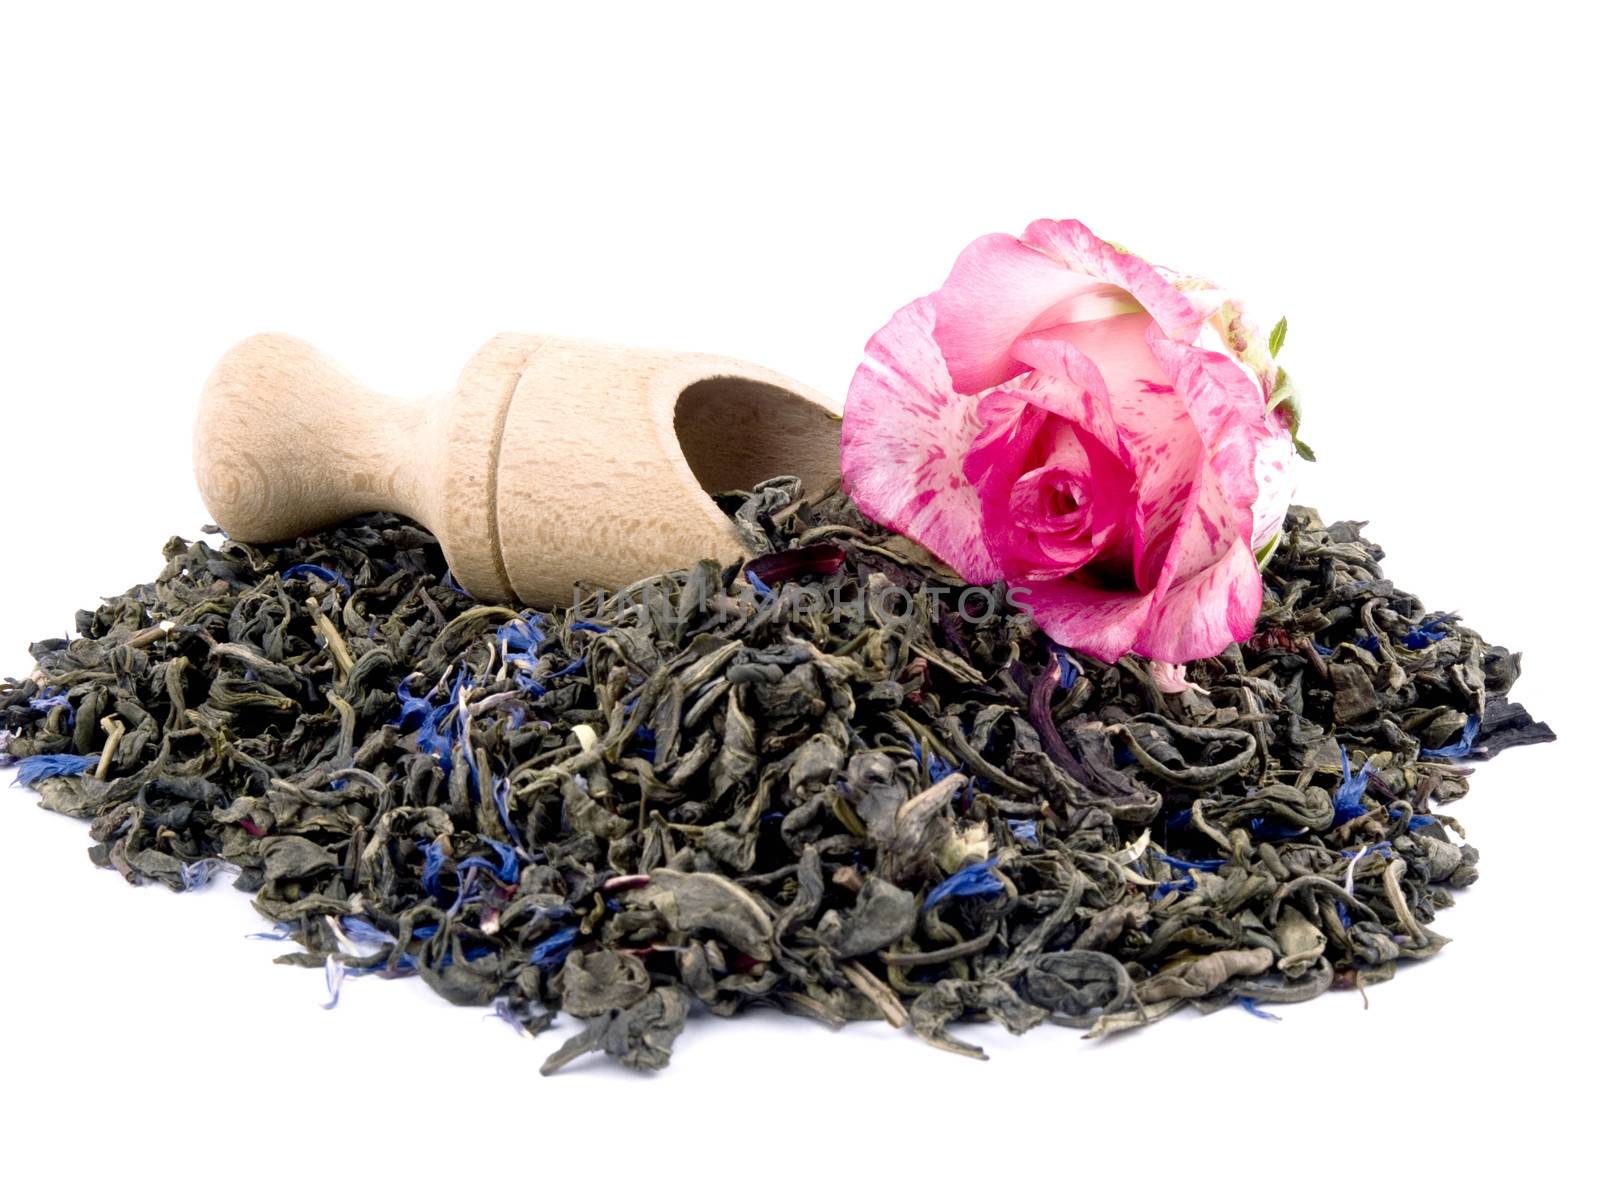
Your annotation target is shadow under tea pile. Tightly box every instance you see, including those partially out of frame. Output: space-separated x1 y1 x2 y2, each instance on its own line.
0 482 1553 1072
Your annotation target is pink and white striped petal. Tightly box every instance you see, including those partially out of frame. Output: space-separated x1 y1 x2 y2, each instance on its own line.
930 232 1144 394
1133 536 1263 662
840 298 999 583
1020 575 1154 663
1020 220 1209 344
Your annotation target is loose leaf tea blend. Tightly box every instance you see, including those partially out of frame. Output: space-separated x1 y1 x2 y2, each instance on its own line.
1 480 1552 1071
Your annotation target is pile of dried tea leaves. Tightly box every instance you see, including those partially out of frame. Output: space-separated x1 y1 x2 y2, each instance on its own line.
1 480 1554 1071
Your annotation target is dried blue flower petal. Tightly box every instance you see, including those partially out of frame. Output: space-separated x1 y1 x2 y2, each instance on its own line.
1421 715 1480 761
1153 879 1195 899
180 859 217 890
14 753 100 786
529 926 579 968
246 922 297 941
393 676 433 732
497 613 546 656
909 735 956 784
1248 814 1308 840
1330 746 1374 827
1401 619 1452 649
340 917 398 947
28 689 76 730
1237 997 1281 1022
1154 852 1225 871
321 956 346 1009
491 997 536 1038
1339 841 1392 861
571 620 609 634
1052 647 1081 691
924 858 1004 909
493 779 521 846
459 837 519 884
418 839 450 899
283 563 353 593
746 569 773 598
1008 819 1039 845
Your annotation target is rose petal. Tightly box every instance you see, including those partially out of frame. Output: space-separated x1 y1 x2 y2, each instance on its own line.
964 393 1100 578
965 372 1137 581
931 231 1147 394
1133 536 1263 662
1133 336 1264 590
1021 220 1209 344
1149 661 1194 694
1019 574 1153 663
1008 331 1128 457
840 298 999 582
1026 313 1203 590
1250 423 1296 552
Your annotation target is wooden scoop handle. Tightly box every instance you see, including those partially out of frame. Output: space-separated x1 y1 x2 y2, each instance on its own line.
193 333 843 605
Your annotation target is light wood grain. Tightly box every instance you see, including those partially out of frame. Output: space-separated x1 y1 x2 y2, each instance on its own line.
193 333 843 605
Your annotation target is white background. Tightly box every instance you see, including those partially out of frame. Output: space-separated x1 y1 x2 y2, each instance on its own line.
2 2 1594 1195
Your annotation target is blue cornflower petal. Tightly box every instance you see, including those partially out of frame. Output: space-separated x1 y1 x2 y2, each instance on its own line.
483 836 520 883
1330 746 1373 827
492 778 522 847
1052 647 1081 691
746 569 773 598
924 858 1005 909
1249 815 1309 840
1237 997 1282 1022
283 563 353 594
180 860 217 890
1400 619 1451 650
28 690 76 730
491 997 535 1038
340 917 398 947
545 658 586 681
1408 814 1437 830
460 837 520 885
321 956 346 1009
393 676 435 732
512 667 547 696
497 613 546 656
417 839 451 899
1420 715 1480 761
1312 641 1335 657
1154 852 1226 871
441 570 471 597
529 926 580 968
1153 879 1195 899
246 922 298 941
571 620 609 634
910 736 956 784
1008 819 1039 845
1335 901 1352 928
1339 840 1392 859
14 753 100 786
1355 635 1380 653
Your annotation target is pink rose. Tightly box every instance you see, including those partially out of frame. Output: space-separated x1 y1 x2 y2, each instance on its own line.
841 218 1301 663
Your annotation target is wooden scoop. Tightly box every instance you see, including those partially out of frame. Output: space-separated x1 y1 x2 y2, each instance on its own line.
193 333 843 606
